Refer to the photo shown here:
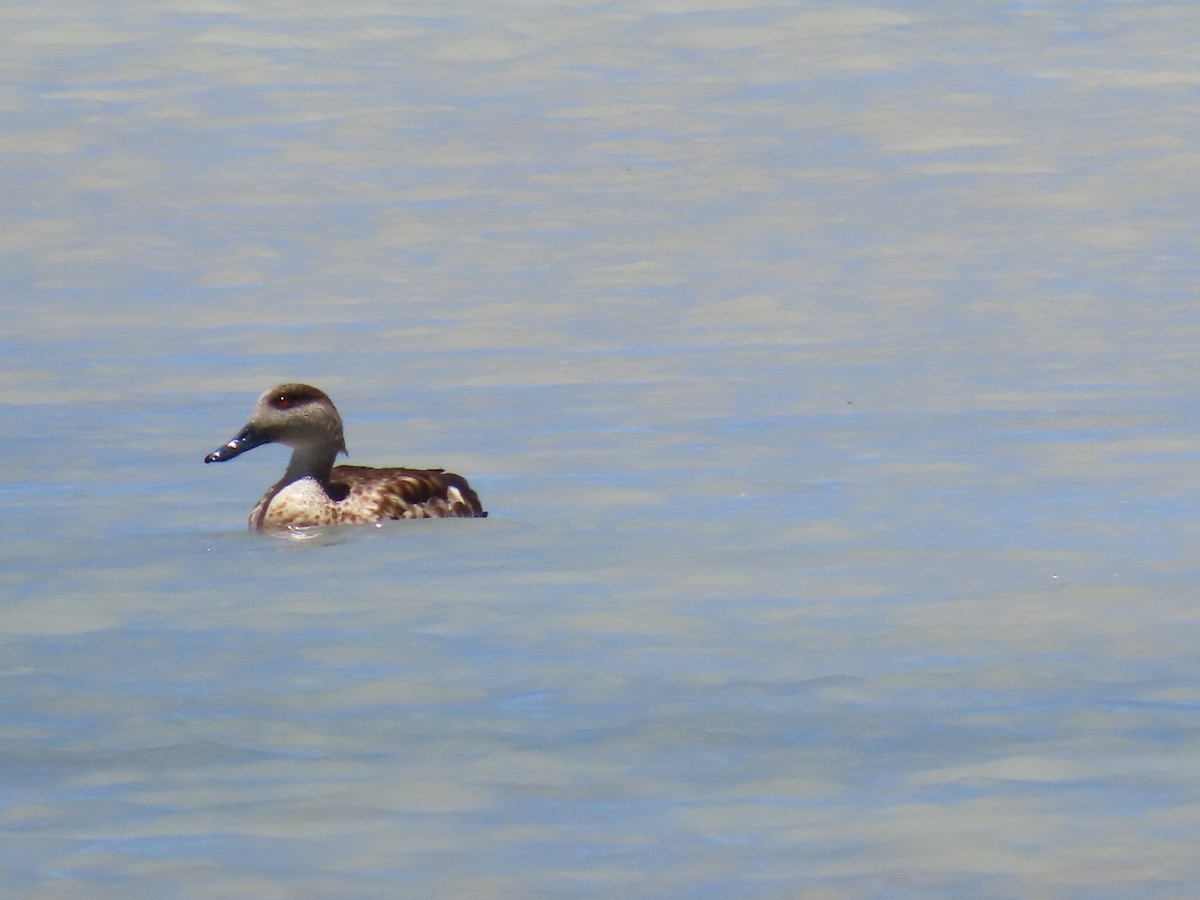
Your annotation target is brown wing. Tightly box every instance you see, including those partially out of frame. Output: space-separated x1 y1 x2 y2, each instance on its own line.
329 466 487 521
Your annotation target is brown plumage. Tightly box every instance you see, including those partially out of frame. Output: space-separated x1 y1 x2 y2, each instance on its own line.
205 383 486 531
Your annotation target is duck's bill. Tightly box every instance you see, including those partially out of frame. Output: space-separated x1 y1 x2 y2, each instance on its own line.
205 424 271 463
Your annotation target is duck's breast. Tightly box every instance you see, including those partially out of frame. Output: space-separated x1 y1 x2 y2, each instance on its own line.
253 476 343 530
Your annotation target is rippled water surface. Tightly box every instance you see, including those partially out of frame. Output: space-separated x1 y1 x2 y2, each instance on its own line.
4 1 1200 897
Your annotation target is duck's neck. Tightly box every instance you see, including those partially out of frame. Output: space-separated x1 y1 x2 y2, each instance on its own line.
282 443 339 486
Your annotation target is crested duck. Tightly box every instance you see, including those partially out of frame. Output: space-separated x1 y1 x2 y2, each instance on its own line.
205 383 486 530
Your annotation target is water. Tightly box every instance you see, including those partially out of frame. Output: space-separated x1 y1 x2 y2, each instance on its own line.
4 1 1200 897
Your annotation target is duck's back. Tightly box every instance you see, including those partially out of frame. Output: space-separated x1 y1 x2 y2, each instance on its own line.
252 466 486 530
332 465 486 520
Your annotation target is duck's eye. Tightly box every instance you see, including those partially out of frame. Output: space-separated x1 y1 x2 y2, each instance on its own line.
273 395 292 409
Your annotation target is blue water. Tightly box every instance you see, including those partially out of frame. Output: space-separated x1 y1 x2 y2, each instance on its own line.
4 1 1200 897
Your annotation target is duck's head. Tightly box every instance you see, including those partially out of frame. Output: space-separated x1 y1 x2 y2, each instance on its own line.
205 383 348 464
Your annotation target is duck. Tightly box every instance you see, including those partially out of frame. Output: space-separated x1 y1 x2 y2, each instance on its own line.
205 383 487 530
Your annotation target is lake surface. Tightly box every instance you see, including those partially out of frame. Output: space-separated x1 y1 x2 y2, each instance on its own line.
4 1 1200 897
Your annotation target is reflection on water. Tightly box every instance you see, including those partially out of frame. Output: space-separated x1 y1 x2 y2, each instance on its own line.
4 1 1200 896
